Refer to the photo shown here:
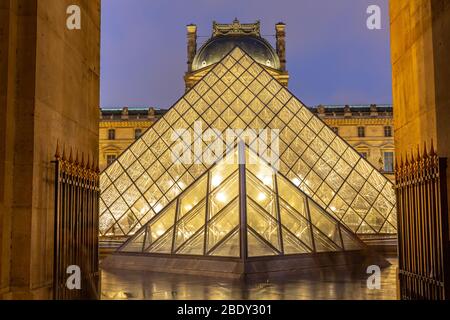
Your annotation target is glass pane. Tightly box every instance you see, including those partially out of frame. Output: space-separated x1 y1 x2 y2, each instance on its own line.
340 183 357 205
210 150 238 192
247 229 278 257
148 203 176 245
342 209 363 233
279 202 312 249
247 200 280 251
121 229 145 252
209 172 239 218
207 200 239 251
357 221 375 234
315 182 334 206
174 202 206 250
110 197 129 220
352 195 371 217
147 229 173 254
374 194 394 218
210 229 240 257
115 173 132 194
380 221 396 234
118 211 138 235
328 195 348 219
246 150 275 189
312 228 340 252
246 173 277 217
179 175 207 218
282 229 310 254
122 185 140 207
365 208 385 233
177 231 204 255
347 170 365 192
355 159 373 179
360 182 379 204
340 227 364 251
322 148 340 168
277 176 307 218
308 200 341 246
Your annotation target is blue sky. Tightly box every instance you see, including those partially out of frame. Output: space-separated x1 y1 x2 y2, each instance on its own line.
100 0 391 109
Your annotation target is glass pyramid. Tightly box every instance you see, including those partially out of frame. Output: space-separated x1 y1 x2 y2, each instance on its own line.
99 47 397 238
119 144 366 256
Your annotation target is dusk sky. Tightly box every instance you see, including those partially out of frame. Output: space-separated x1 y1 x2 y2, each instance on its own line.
100 0 391 109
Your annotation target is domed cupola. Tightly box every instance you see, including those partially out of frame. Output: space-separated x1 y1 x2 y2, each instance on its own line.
192 19 280 71
185 19 289 90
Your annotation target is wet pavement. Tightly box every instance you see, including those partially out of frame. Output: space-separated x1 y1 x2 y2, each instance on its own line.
100 258 398 300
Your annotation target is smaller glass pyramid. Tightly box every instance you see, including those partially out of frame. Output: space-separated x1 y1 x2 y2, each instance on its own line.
119 143 365 257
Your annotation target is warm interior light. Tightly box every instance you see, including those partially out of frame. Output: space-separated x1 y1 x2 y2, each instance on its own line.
140 206 149 214
216 192 227 203
330 206 337 212
211 175 222 188
257 192 267 202
184 204 193 212
155 228 165 237
292 178 301 187
154 203 163 213
262 176 272 186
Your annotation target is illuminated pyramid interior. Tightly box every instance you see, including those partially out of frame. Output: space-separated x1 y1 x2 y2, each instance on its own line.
103 144 388 278
99 47 397 245
120 145 367 256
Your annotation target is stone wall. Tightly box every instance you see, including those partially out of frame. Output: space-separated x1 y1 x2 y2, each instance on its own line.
0 0 100 299
390 0 450 233
390 0 450 158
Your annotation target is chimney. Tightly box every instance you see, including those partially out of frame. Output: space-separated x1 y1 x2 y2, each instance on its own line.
370 104 378 117
344 105 352 117
121 107 129 120
148 107 155 121
317 105 326 117
186 24 197 72
275 22 286 71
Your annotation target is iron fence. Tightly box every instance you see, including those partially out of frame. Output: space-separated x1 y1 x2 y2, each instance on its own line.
53 145 100 300
396 143 449 300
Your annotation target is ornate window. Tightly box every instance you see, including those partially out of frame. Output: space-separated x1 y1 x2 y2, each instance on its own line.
383 152 394 173
135 129 142 140
108 129 116 140
357 127 365 137
106 154 117 166
384 126 392 137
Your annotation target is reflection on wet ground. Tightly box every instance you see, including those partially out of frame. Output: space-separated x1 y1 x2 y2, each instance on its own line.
101 258 398 300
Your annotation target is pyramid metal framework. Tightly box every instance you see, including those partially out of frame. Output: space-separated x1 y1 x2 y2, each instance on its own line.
99 47 397 238
119 145 366 257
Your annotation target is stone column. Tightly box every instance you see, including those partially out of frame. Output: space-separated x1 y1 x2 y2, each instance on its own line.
275 23 286 71
390 0 450 199
0 0 100 299
186 24 197 72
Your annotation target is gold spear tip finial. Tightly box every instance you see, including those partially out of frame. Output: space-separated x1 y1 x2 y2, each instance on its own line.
55 140 61 159
430 139 436 156
81 152 85 168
